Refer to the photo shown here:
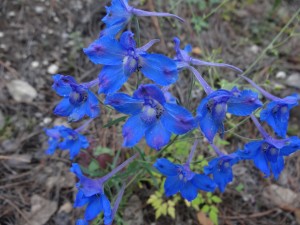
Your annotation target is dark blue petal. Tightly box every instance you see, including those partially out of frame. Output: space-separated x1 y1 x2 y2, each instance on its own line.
119 31 136 49
105 93 143 115
101 194 112 225
164 176 183 197
85 90 100 118
53 98 74 117
70 163 84 179
153 158 178 176
98 65 129 94
237 141 264 159
180 181 198 201
280 136 300 156
227 89 262 116
74 190 90 208
69 140 82 160
253 151 270 177
133 84 166 105
85 196 103 221
45 139 59 155
191 174 216 192
76 219 88 225
52 74 76 97
270 156 284 180
161 103 196 134
139 53 178 86
68 103 87 122
122 114 146 147
83 36 125 65
145 121 171 150
212 168 232 192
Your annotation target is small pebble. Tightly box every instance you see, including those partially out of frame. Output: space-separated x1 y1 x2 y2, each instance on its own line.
6 80 37 103
0 32 4 38
249 45 259 54
275 71 286 79
47 64 59 74
35 6 45 14
31 61 40 68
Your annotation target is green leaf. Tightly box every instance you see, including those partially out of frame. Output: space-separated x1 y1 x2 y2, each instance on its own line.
201 205 210 213
94 146 113 156
103 116 127 128
168 206 176 219
211 196 222 203
209 210 219 225
88 159 100 173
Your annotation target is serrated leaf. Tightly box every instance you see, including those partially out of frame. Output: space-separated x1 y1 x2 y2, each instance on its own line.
168 206 176 219
202 205 210 213
209 210 219 225
212 196 222 203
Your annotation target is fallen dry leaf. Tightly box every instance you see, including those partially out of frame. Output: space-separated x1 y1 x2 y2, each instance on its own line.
192 47 202 55
24 195 58 225
197 211 214 225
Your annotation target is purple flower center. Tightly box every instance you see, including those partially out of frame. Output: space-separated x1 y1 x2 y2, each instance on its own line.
70 89 88 106
140 99 164 124
177 165 194 182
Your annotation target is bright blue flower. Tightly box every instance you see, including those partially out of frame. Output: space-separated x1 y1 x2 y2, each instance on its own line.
237 136 300 179
260 94 299 138
101 0 184 37
52 74 100 122
173 37 243 73
71 164 112 224
76 219 88 225
45 126 89 160
197 87 262 142
105 84 196 150
204 153 240 192
83 31 178 94
154 158 216 201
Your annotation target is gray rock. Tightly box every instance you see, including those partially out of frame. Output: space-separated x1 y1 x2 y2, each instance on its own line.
6 80 37 103
123 195 144 225
285 73 300 89
0 110 4 130
275 71 286 79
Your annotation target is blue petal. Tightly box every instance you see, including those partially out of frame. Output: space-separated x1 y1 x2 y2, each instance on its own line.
164 176 183 197
133 84 166 105
85 196 103 221
139 53 178 86
227 89 262 116
237 141 264 159
270 156 284 180
153 158 178 176
70 163 84 179
53 98 74 117
68 103 87 122
180 181 198 201
105 93 143 115
253 151 270 177
83 36 125 65
119 31 136 49
85 90 100 118
191 174 216 192
76 219 88 225
213 168 232 192
101 194 112 225
52 75 76 97
161 103 196 134
74 190 90 208
280 136 300 156
122 114 146 147
68 140 82 160
145 121 171 150
45 139 59 155
98 65 129 94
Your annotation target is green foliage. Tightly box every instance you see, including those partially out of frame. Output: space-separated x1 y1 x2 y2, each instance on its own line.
147 176 180 219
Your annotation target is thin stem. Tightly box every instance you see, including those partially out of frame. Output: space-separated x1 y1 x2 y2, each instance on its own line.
131 8 185 22
191 58 243 73
109 182 126 225
82 78 99 88
250 114 270 139
138 39 160 52
187 66 213 95
240 75 281 101
101 153 138 182
186 140 199 166
210 143 225 156
75 118 94 133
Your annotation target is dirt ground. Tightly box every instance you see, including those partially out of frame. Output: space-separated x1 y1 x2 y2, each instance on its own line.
1 0 300 225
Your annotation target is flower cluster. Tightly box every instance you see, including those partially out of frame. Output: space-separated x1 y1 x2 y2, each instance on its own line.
44 0 300 224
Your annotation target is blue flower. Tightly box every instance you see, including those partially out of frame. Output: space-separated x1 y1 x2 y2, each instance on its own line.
105 84 196 150
76 219 88 225
260 94 299 138
83 31 178 94
71 164 112 224
197 87 262 142
237 136 300 179
154 158 216 201
52 74 100 122
45 126 89 159
173 37 243 73
101 0 183 37
204 153 240 192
